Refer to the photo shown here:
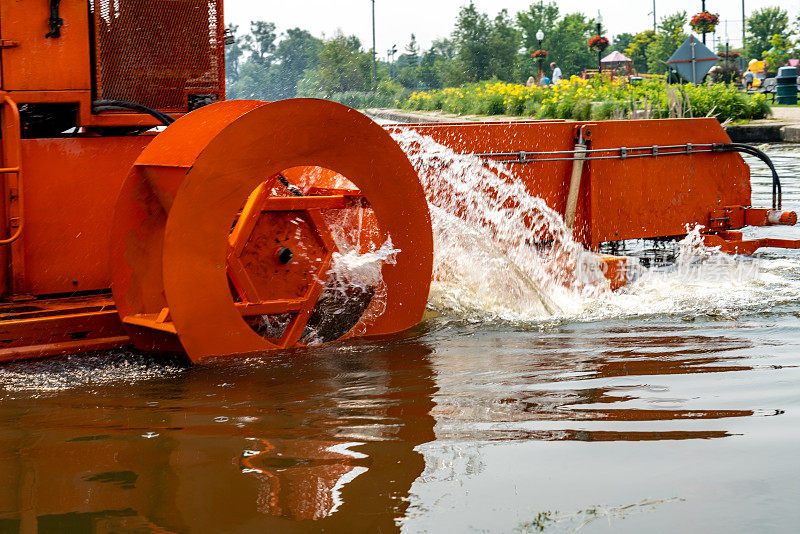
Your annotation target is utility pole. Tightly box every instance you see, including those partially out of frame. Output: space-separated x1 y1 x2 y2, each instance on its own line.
653 0 656 33
741 0 746 53
371 0 376 90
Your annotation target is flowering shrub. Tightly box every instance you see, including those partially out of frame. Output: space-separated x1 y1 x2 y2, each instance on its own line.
402 76 770 122
587 36 609 53
690 12 720 34
718 51 741 59
531 49 549 59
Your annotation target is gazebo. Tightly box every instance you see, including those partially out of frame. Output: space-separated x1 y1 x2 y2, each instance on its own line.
601 51 633 76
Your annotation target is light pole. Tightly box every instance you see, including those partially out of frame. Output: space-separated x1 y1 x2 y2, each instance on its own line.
596 12 603 72
701 0 707 44
387 44 397 79
371 0 376 90
726 37 731 84
652 0 656 32
741 0 746 55
536 29 544 81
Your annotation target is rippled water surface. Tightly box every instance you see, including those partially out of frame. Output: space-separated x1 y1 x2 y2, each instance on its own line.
1 144 800 533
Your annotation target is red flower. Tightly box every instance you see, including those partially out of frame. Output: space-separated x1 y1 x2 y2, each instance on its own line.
690 11 720 33
587 35 609 52
531 49 549 58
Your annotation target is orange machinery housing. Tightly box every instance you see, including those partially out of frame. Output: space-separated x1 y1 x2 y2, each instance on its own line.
0 0 434 363
0 1 797 365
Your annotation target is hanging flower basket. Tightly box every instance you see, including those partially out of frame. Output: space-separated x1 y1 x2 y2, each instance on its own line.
531 49 549 59
690 12 720 34
587 36 609 53
718 51 741 59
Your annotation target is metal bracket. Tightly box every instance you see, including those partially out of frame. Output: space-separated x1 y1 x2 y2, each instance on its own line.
46 0 63 38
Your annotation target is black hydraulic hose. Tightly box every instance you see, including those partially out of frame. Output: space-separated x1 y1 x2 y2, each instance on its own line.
91 100 176 126
277 173 304 196
712 142 782 210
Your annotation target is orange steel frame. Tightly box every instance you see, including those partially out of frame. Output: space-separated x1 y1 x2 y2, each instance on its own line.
0 0 207 360
401 119 797 252
0 1 207 127
0 2 796 363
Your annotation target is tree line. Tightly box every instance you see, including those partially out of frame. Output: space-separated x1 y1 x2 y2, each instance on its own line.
225 2 798 101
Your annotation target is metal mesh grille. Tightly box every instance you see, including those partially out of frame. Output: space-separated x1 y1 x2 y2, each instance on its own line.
93 0 225 111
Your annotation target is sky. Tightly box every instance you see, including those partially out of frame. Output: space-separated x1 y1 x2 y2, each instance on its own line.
226 1 799 58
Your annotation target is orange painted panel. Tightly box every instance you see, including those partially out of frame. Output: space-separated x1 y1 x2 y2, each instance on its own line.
0 0 92 91
399 121 592 240
402 118 750 248
588 118 750 246
20 135 153 294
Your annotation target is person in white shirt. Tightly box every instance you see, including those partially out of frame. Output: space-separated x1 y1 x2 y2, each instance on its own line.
550 62 562 83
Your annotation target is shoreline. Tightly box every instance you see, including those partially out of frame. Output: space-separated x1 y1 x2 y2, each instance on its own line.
365 108 800 144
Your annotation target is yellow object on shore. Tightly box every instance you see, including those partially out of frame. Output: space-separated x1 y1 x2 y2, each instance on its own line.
746 60 766 88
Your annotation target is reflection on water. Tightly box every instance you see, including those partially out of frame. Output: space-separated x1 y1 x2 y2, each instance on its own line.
0 341 436 532
0 146 799 532
1 316 798 532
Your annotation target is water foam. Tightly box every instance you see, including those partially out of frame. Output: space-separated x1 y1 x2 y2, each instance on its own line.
390 128 609 322
389 128 800 324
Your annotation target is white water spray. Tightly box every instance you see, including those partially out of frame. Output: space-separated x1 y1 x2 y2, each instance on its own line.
389 127 800 323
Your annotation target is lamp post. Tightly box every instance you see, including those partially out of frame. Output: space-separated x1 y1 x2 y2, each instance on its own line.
652 0 656 32
701 0 707 44
536 29 544 81
596 12 603 72
726 38 731 84
741 0 746 55
387 44 397 79
371 0 376 90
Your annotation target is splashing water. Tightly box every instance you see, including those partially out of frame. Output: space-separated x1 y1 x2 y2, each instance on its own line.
390 127 610 321
389 128 800 323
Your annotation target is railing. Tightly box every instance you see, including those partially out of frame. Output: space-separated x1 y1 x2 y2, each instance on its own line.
0 93 23 245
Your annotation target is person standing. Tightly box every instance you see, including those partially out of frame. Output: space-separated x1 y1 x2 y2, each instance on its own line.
550 62 562 83
743 70 754 90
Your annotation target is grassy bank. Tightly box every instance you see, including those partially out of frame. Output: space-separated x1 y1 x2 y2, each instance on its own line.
402 77 771 123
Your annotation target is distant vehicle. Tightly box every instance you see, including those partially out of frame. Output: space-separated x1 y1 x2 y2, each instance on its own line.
745 60 766 89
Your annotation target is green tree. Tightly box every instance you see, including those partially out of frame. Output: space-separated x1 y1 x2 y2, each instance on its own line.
625 30 656 73
516 1 560 50
228 61 270 100
610 33 634 55
646 12 687 75
396 34 421 89
404 34 420 65
431 38 456 60
488 9 522 81
270 28 322 99
303 32 371 95
763 33 794 72
418 48 443 89
452 2 492 82
242 21 277 67
225 24 244 83
746 7 789 60
545 13 596 77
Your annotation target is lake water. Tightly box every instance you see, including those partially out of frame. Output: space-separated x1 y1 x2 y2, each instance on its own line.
0 142 799 533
